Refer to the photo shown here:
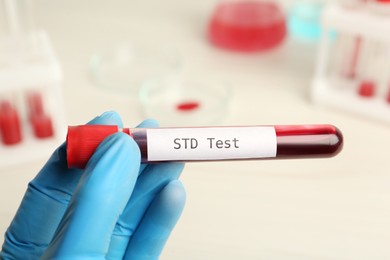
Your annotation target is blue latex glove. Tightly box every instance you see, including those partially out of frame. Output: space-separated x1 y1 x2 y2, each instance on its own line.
0 111 186 259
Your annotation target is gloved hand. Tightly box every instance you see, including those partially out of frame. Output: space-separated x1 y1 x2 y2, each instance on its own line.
0 111 186 260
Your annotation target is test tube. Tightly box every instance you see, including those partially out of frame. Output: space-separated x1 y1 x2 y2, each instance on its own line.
331 1 370 81
0 99 22 145
386 86 390 103
26 91 54 138
385 51 390 104
67 124 343 169
357 35 390 99
330 33 362 80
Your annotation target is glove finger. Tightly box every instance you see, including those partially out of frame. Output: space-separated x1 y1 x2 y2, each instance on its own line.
32 111 124 200
0 111 123 259
124 180 186 260
106 163 184 259
42 132 140 259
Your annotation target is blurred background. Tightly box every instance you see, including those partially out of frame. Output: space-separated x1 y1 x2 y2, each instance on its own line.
0 0 390 259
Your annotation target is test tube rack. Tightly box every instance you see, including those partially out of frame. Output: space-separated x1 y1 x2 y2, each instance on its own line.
0 30 66 167
311 2 390 123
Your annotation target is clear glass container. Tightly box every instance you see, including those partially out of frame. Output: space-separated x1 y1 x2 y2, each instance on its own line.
139 78 232 126
89 44 180 93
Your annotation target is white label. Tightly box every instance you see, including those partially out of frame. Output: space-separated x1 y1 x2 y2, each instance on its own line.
147 127 277 161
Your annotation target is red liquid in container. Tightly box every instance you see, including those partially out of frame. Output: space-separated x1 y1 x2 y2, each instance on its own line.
274 125 343 158
27 92 54 138
176 101 200 112
208 1 287 52
387 86 390 104
358 80 376 97
0 101 22 145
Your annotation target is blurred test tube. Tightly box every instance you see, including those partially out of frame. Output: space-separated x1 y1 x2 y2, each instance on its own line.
0 96 22 145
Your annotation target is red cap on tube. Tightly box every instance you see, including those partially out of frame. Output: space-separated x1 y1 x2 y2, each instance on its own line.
67 125 119 169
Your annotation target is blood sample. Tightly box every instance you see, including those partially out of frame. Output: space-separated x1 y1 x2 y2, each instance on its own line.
387 85 390 103
346 37 362 79
0 101 22 145
358 80 376 97
352 37 379 98
26 91 54 138
27 91 44 119
67 124 343 169
176 101 200 112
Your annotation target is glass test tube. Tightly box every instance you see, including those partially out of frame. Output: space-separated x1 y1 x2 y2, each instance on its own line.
67 124 343 169
26 90 54 138
0 96 22 145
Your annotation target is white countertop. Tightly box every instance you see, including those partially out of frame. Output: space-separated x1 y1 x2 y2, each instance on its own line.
1 0 390 259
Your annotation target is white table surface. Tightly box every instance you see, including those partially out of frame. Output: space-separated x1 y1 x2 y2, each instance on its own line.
1 0 390 259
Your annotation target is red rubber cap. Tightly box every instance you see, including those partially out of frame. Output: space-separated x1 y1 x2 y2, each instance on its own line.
67 125 119 169
0 101 22 145
208 1 286 52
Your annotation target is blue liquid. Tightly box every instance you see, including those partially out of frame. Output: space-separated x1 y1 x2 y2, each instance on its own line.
288 2 324 41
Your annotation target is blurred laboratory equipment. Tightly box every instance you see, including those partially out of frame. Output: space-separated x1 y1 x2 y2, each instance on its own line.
139 78 231 127
89 44 180 93
0 0 66 167
207 0 287 52
89 43 232 126
311 0 390 123
287 0 325 41
0 98 22 145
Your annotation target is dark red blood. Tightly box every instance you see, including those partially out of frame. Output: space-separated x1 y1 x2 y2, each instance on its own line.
275 124 343 158
176 101 200 111
0 100 22 145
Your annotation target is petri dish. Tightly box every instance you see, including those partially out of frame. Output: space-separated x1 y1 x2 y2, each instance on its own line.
139 78 232 126
89 44 180 93
208 0 287 52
